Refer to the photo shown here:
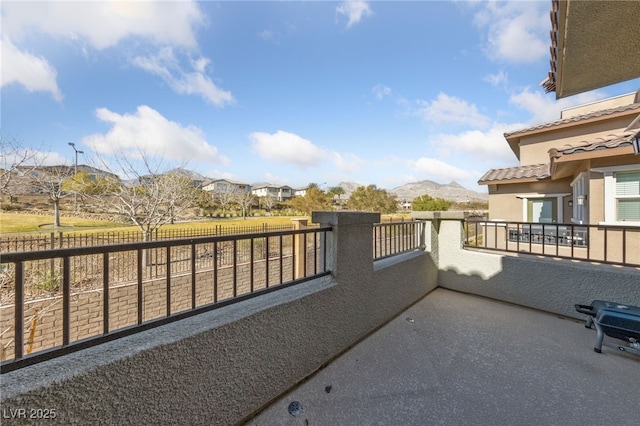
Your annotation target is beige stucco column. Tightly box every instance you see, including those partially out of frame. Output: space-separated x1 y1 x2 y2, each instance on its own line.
311 211 380 278
291 218 308 279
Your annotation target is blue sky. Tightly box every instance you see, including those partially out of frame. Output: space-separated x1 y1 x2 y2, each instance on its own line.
2 1 639 193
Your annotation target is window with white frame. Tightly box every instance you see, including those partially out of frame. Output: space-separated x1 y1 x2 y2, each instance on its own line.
570 172 587 224
518 193 568 223
593 165 640 225
616 171 640 221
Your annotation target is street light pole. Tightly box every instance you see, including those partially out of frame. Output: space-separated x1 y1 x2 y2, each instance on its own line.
68 142 84 212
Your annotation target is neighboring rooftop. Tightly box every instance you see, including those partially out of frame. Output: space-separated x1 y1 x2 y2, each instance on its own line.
248 289 640 425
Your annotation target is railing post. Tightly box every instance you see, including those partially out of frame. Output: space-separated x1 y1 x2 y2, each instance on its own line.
311 211 380 278
291 218 308 279
410 211 468 270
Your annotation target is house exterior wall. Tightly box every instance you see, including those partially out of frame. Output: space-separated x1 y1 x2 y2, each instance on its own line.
487 178 572 222
561 92 637 118
517 116 633 165
202 179 250 193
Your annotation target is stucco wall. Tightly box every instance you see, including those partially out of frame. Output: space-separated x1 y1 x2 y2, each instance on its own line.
518 116 634 165
414 212 640 318
487 178 573 222
0 212 436 425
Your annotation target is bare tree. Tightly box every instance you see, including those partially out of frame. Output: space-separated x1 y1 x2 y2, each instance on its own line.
87 151 195 242
22 165 74 227
234 189 256 218
260 194 277 214
0 135 37 202
215 187 237 215
160 172 199 224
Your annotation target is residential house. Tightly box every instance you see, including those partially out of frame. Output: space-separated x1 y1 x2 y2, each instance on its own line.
202 178 251 195
251 184 293 202
479 91 640 227
293 186 309 197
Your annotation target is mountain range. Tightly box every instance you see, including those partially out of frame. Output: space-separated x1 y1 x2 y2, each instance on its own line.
390 180 487 202
336 180 487 203
148 168 487 203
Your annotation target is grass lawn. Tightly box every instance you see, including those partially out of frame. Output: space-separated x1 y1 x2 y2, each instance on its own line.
0 212 305 235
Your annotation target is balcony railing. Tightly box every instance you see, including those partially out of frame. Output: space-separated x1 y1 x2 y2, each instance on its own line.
373 220 426 260
464 220 640 267
0 226 331 373
0 224 295 253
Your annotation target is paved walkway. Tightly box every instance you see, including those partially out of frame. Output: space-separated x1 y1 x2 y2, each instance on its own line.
246 288 640 426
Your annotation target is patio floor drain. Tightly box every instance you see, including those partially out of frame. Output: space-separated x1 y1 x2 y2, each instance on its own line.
288 401 302 416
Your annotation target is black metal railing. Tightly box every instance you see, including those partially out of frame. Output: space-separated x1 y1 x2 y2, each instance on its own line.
0 226 331 373
0 224 295 254
464 220 640 267
373 221 426 260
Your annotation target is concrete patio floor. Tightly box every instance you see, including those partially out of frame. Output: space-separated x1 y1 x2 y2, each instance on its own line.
246 288 640 426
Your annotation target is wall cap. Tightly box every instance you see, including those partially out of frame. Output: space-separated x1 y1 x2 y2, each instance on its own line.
411 211 468 220
312 211 380 226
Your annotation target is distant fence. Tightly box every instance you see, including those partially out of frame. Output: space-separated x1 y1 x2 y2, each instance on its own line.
0 224 294 253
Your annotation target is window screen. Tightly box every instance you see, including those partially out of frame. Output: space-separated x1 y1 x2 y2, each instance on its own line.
616 171 640 221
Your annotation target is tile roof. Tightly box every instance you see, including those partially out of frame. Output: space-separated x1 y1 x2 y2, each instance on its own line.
541 0 559 94
549 130 637 158
504 103 640 138
555 131 637 156
478 163 550 184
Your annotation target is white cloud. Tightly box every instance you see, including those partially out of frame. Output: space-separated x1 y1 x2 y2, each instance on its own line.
416 93 491 129
372 84 392 100
509 87 605 125
83 105 229 165
336 1 373 29
330 152 366 173
263 172 289 186
249 130 364 174
473 1 548 64
258 29 278 43
133 48 235 107
429 123 522 163
250 131 327 169
407 157 476 183
10 149 68 167
205 169 238 181
0 38 62 101
2 1 204 50
484 70 509 88
1 1 218 104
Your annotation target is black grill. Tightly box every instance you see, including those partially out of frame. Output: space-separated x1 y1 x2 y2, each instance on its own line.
575 300 640 356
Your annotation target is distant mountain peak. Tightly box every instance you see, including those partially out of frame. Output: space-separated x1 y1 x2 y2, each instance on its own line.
390 181 486 202
336 180 487 203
